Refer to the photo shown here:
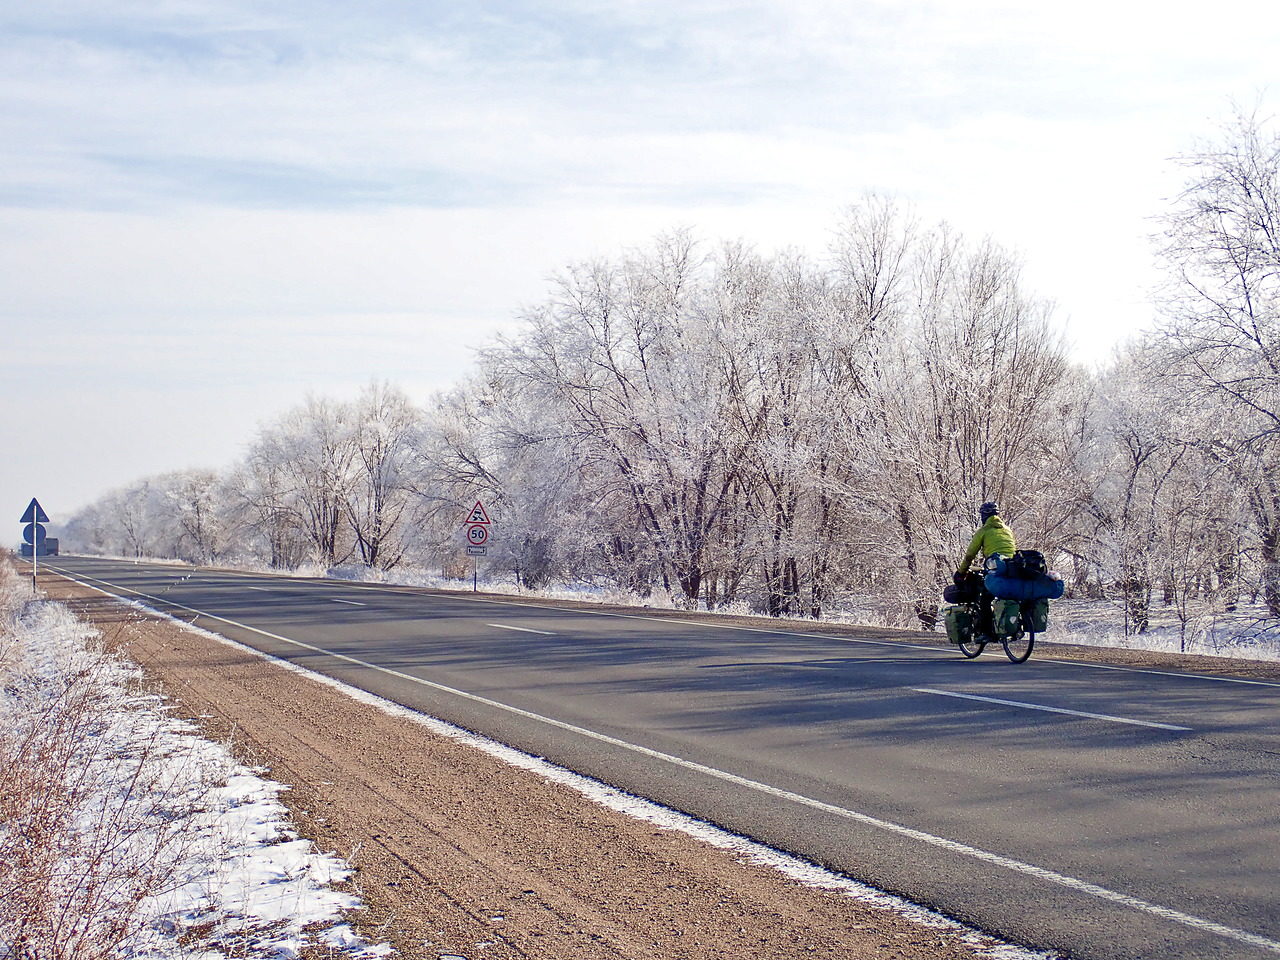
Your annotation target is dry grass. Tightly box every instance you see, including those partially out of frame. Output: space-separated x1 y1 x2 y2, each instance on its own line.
0 562 214 960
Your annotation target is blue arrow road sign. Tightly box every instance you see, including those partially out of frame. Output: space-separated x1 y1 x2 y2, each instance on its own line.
20 498 49 524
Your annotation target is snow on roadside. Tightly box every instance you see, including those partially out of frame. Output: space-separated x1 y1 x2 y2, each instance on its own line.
1049 598 1280 663
0 564 391 960
80 582 1057 960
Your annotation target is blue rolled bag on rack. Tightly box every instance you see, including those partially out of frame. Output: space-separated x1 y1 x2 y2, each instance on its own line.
984 550 1065 601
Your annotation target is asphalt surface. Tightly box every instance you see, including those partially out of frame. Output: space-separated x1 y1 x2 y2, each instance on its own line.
38 556 1280 960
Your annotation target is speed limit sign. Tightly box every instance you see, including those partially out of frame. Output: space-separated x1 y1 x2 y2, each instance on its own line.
466 524 489 546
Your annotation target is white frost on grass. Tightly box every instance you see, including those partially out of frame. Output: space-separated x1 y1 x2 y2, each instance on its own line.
1048 598 1280 663
89 586 1057 960
0 569 390 960
137 771 385 960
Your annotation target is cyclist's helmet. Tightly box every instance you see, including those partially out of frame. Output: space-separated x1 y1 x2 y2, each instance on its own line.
979 501 999 521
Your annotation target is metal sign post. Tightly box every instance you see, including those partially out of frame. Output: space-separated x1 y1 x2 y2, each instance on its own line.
462 500 492 593
20 498 50 596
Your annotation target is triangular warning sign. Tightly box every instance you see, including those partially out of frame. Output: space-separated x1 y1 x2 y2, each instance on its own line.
20 498 49 524
465 500 491 525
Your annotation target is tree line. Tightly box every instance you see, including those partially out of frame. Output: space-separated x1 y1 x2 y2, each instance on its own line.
65 113 1280 636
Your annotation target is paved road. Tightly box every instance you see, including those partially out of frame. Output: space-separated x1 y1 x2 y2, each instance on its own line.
39 556 1280 960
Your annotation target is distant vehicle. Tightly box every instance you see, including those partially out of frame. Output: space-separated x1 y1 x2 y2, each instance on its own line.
20 538 58 557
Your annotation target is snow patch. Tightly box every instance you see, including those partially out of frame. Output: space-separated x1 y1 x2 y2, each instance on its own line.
0 573 391 960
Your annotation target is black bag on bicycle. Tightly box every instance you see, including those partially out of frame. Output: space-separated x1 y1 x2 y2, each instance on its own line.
942 571 982 604
1004 549 1047 579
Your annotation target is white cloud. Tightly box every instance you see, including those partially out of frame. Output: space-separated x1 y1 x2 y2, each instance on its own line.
2 0 1278 516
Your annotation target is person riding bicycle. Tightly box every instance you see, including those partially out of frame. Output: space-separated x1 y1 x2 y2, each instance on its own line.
955 502 1017 634
957 501 1017 575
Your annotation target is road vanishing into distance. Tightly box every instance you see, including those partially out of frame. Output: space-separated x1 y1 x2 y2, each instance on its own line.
40 556 1280 960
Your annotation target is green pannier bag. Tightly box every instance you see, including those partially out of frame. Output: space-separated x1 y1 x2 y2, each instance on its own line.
993 597 1023 637
1024 597 1050 633
944 605 973 645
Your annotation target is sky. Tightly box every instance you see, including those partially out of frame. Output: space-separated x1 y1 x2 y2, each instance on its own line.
2 0 1278 529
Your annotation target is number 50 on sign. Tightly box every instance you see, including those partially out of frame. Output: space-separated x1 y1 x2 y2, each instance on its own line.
466 524 489 545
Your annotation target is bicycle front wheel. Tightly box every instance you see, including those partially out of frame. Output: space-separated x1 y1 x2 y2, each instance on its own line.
957 636 987 658
1002 630 1035 663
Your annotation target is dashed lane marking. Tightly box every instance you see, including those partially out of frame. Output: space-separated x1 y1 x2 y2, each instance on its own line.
488 623 556 636
911 687 1193 731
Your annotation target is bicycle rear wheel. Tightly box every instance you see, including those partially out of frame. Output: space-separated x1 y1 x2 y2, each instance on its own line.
1002 630 1035 663
957 636 987 658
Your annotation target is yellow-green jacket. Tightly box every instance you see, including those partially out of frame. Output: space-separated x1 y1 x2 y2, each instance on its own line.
958 516 1017 574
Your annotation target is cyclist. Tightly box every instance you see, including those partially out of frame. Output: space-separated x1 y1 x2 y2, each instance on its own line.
955 501 1017 635
957 501 1017 575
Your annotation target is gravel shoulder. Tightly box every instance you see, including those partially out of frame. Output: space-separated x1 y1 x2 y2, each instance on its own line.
36 570 1061 960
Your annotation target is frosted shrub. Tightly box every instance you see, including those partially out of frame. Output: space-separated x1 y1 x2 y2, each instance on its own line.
0 561 383 960
0 572 216 960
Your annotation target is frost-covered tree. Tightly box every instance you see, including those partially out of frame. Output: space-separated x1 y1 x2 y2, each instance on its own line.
58 198 1138 625
224 452 309 568
839 220 1072 622
485 233 753 606
247 397 358 567
344 382 420 570
452 207 1077 622
166 469 226 563
1078 353 1189 633
1157 108 1280 615
114 481 159 558
62 470 228 563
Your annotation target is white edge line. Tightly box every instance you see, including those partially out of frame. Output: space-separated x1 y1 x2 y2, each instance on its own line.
330 599 366 606
487 623 556 636
47 568 1051 960
1035 657 1280 689
911 688 1193 732
43 564 1280 956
